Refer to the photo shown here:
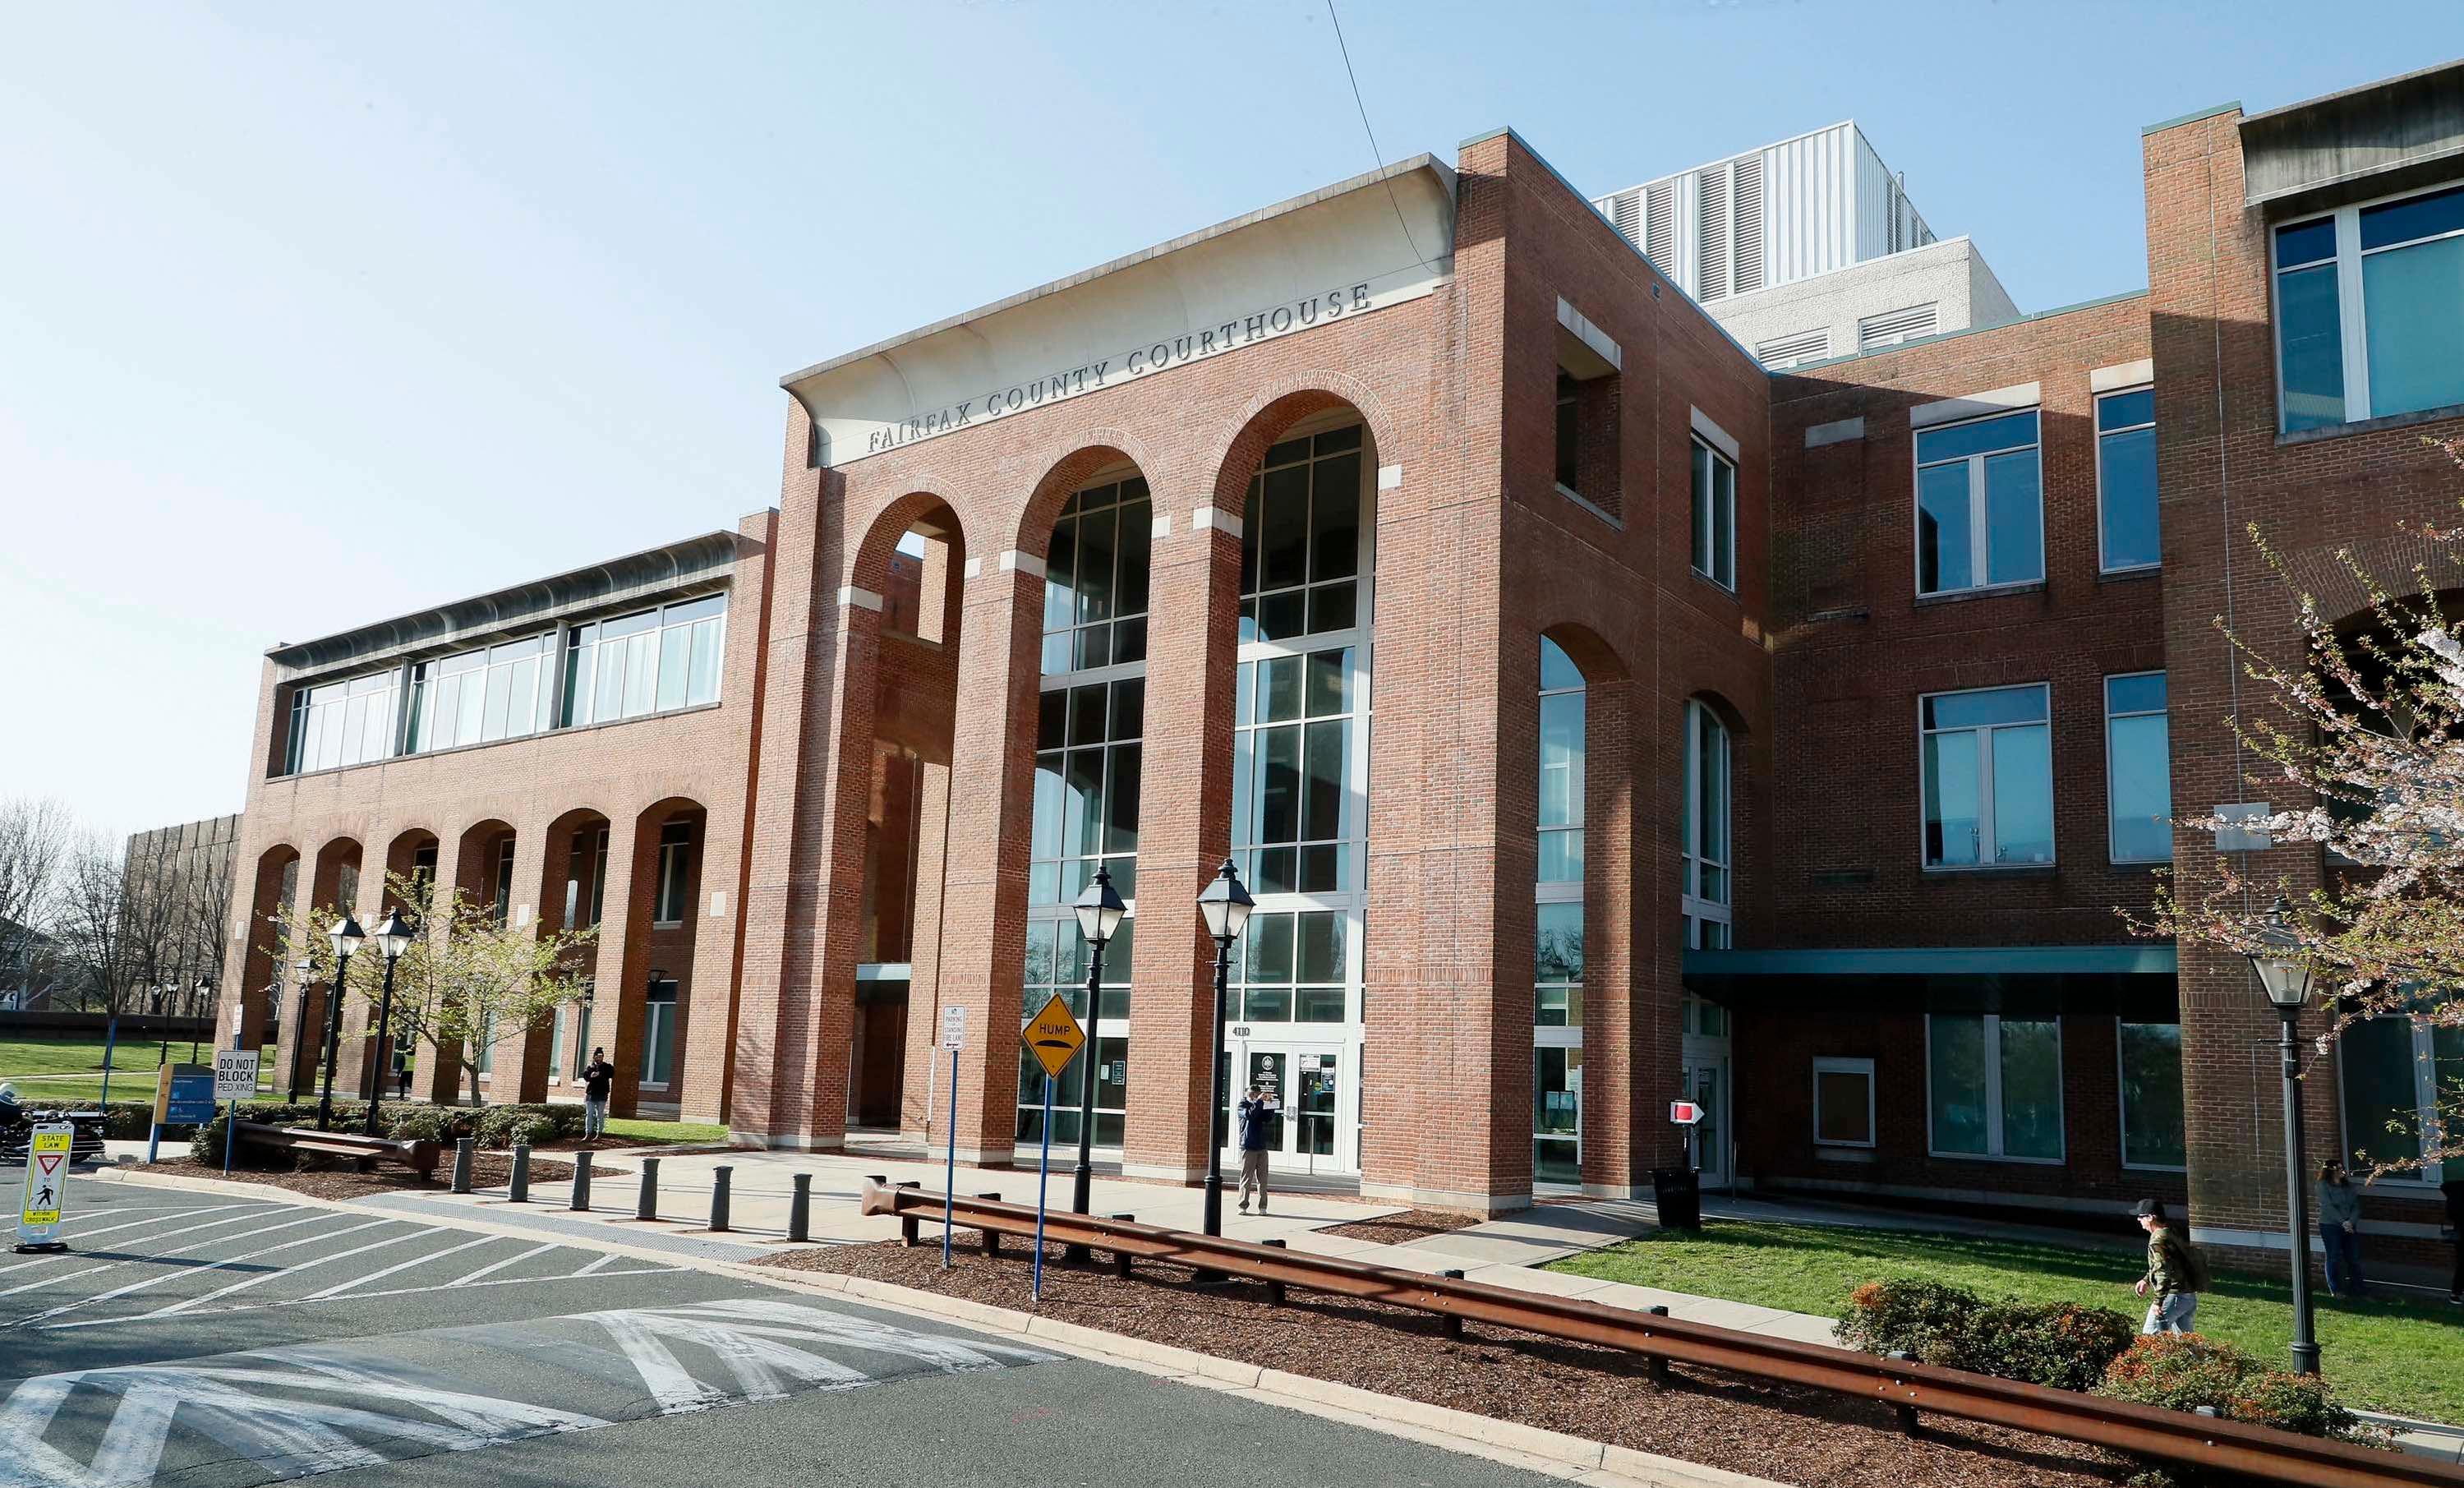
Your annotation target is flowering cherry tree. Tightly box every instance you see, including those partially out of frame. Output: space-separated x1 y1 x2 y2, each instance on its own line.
2149 436 2464 1172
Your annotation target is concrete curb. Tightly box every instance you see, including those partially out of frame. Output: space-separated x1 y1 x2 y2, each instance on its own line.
91 1165 1779 1487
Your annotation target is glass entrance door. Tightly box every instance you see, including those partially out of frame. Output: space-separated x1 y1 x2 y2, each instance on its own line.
1223 1043 1351 1172
1683 1057 1728 1189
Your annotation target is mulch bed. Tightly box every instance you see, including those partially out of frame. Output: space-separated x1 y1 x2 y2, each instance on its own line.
152 1152 621 1202
758 1241 2136 1488
1315 1207 1484 1246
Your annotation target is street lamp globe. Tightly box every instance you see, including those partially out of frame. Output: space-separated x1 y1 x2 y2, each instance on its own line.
329 913 366 961
2249 894 2314 1010
371 908 417 962
1196 858 1254 943
1073 866 1126 947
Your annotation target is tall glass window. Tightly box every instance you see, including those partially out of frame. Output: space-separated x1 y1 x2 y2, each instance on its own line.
408 635 555 754
1927 1012 2064 1161
1226 418 1375 1168
1914 409 2042 596
285 670 401 775
653 822 693 925
641 978 676 1087
2273 183 2464 430
2095 388 2158 572
2118 1020 2186 1170
1679 701 1731 948
561 594 725 728
1536 638 1585 1185
2337 1012 2464 1181
1022 470 1151 1145
1690 440 1736 590
1920 684 2053 868
2105 673 2172 864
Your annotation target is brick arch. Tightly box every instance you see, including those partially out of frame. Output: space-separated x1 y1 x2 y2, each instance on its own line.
1011 439 1155 561
845 490 971 597
1536 620 1630 685
1683 686 1754 745
2282 529 2458 628
1204 372 1404 515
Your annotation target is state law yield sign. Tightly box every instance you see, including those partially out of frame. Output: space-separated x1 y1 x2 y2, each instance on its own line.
1020 993 1085 1081
16 1123 73 1252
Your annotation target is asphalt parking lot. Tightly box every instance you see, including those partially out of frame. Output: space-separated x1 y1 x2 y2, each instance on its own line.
3 1181 1566 1488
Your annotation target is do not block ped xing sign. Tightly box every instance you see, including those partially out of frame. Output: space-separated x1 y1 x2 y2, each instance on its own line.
16 1123 73 1252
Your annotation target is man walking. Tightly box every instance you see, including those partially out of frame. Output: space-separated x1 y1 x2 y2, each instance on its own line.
2131 1198 2203 1334
580 1047 615 1140
1236 1083 1275 1215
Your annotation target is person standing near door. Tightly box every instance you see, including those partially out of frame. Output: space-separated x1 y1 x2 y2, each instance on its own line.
581 1048 615 1139
1237 1083 1275 1214
2316 1160 2366 1300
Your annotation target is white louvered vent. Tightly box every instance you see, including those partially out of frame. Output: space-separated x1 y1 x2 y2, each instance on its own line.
1887 180 1904 254
1697 164 1729 301
1756 329 1831 368
1731 156 1765 295
1608 189 1642 250
1858 302 1939 351
1643 182 1675 269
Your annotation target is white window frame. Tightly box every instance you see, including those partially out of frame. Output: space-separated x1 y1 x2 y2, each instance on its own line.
1924 1012 2066 1164
2334 1013 2456 1189
2093 387 2158 574
2103 671 2172 865
652 823 691 928
1911 409 2044 598
2272 178 2464 431
2115 1018 2188 1173
1918 683 2055 871
1812 1056 1877 1149
1689 438 1736 591
1680 700 1732 947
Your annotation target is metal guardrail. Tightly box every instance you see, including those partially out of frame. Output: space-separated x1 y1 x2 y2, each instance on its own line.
859 1179 2464 1488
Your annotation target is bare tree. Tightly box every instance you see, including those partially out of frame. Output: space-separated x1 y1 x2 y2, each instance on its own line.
52 832 145 1018
183 851 234 1016
0 798 71 1004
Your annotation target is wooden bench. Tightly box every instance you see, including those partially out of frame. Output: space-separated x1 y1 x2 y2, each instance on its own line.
233 1122 441 1176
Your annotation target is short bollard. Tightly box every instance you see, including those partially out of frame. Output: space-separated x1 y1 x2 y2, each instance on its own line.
1260 1238 1287 1304
1439 1269 1467 1339
709 1165 733 1232
449 1138 474 1195
507 1142 531 1204
1886 1351 1922 1435
636 1156 661 1221
787 1173 812 1242
1109 1214 1135 1277
1646 1306 1672 1385
571 1149 594 1211
974 1193 1002 1256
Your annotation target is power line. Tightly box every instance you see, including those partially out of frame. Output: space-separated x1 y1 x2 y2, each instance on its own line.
1325 0 1429 270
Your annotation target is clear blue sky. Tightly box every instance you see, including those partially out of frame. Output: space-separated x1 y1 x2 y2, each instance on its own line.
2 2 2452 837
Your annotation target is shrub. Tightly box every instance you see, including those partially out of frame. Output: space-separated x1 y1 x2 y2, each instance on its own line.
382 1107 458 1145
475 1106 553 1149
1838 1279 2135 1393
2097 1334 2386 1445
51 1101 157 1140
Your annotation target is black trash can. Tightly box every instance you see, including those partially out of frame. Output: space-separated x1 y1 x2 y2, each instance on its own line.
1651 1166 1702 1231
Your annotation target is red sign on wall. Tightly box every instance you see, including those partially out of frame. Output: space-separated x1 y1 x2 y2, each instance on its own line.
1669 1100 1703 1126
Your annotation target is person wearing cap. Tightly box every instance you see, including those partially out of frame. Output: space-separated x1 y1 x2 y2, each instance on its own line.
2131 1198 2199 1334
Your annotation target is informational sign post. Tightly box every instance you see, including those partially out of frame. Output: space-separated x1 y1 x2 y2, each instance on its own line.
145 1063 216 1164
937 1007 966 1269
215 1049 260 1175
1670 1099 1705 1171
15 1123 73 1253
1020 993 1086 1302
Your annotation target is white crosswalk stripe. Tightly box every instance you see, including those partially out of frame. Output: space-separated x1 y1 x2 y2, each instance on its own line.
445 1240 555 1287
58 1224 447 1329
297 1232 498 1301
0 1205 283 1283
7 1215 388 1329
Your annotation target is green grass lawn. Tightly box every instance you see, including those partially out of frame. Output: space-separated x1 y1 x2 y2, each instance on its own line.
601 1117 730 1145
1549 1219 2464 1426
0 1033 191 1104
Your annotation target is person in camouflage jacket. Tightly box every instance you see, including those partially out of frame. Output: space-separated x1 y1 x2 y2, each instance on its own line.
2132 1198 2199 1334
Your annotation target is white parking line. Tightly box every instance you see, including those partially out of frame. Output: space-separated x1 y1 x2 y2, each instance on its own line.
0 1265 116 1301
570 1253 619 1278
302 1232 499 1301
39 1264 695 1329
6 1214 387 1329
0 1205 274 1275
444 1241 555 1288
73 1224 446 1328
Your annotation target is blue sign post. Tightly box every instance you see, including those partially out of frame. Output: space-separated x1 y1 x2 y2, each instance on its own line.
145 1066 215 1164
937 1007 966 1270
1033 1072 1054 1300
1018 992 1086 1304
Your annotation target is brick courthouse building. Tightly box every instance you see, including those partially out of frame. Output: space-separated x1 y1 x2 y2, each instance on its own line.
219 63 2464 1254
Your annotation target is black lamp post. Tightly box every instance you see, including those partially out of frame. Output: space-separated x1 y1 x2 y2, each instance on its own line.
315 914 365 1131
1065 867 1126 1261
191 978 210 1062
2248 894 2322 1377
362 909 417 1137
1196 859 1255 1240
